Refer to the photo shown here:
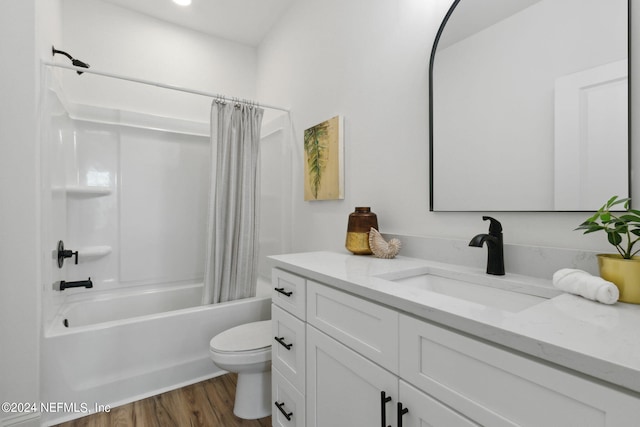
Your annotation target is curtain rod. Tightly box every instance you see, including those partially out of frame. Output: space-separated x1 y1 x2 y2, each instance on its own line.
43 61 290 113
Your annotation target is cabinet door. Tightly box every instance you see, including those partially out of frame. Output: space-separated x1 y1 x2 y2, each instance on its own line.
399 380 479 427
306 325 397 427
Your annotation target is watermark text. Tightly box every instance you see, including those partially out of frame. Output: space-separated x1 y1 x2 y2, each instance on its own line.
2 401 111 414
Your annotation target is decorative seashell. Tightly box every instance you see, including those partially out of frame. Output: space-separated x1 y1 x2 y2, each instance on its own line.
368 228 401 259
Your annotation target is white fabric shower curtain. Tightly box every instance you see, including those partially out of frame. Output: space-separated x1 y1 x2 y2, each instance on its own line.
203 101 264 304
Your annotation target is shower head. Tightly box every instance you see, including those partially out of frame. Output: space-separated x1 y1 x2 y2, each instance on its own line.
71 58 90 70
52 46 90 75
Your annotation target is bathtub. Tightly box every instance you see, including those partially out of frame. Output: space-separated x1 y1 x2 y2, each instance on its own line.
40 279 272 426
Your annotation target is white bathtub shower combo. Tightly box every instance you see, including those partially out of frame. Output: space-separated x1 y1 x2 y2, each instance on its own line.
40 67 291 426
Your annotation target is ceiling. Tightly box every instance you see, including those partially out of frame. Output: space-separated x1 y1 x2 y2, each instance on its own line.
100 0 296 46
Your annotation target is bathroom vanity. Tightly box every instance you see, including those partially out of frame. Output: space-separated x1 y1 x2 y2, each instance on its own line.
269 251 640 427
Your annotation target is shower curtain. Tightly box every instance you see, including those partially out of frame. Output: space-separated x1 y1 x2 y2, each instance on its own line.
203 100 264 304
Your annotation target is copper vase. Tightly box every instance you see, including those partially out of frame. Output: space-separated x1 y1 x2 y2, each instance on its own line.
345 207 378 255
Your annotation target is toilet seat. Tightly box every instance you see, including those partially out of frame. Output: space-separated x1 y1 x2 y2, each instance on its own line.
210 320 272 353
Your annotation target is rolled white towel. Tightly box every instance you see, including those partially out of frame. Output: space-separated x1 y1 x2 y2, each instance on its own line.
552 268 619 304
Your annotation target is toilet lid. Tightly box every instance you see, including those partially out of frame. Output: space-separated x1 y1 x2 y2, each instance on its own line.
210 320 272 352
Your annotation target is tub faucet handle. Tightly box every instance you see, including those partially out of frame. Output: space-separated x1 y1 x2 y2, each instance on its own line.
57 240 78 268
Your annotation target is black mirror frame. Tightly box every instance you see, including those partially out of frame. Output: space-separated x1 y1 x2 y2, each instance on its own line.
428 0 632 212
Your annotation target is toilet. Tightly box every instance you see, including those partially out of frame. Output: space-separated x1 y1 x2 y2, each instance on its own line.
209 320 272 419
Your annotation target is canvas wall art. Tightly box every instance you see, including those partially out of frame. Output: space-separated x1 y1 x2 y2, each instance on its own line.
303 115 344 201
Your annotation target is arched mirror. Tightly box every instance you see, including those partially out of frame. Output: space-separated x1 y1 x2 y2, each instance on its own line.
429 0 629 211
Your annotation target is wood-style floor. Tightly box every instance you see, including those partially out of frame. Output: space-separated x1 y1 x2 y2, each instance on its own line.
53 374 271 427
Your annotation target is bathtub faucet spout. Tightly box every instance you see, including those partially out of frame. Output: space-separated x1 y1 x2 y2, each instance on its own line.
59 277 93 291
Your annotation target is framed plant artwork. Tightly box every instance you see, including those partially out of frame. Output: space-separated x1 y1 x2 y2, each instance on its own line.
303 115 344 201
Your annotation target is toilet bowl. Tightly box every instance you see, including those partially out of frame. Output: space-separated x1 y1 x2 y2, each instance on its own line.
209 320 272 419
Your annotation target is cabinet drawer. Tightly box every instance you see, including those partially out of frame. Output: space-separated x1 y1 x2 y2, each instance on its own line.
399 314 639 427
307 281 398 373
273 366 305 427
272 304 306 392
272 268 306 320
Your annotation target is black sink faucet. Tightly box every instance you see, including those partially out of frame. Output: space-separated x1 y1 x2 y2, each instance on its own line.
469 216 505 276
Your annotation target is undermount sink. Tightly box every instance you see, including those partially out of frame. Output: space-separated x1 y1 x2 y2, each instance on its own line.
382 269 548 313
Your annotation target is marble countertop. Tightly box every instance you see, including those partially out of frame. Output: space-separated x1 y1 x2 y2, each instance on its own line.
268 251 640 395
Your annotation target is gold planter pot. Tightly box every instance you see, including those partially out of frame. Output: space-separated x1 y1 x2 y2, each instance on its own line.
597 254 640 304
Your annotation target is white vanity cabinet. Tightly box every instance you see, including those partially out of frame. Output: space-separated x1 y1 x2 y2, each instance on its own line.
271 267 640 427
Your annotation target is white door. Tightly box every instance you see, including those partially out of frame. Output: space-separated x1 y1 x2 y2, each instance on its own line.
554 59 628 210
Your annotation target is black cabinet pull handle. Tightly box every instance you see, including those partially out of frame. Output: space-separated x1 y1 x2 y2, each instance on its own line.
397 402 409 427
275 336 293 350
275 401 293 421
274 287 293 297
380 391 392 427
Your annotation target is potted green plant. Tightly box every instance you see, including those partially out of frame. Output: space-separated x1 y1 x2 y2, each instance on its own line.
576 195 640 304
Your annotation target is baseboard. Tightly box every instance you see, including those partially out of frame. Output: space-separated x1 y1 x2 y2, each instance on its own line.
1 412 40 427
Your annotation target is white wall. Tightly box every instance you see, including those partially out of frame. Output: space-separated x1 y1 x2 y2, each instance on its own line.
58 0 258 123
0 1 62 426
257 0 638 255
0 2 39 425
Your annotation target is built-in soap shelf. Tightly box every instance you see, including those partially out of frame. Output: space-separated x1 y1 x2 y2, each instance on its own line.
65 186 112 197
77 245 112 261
51 186 112 196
